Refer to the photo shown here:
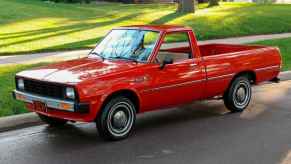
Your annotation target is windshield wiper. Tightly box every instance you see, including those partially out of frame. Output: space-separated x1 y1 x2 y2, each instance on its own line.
90 52 104 61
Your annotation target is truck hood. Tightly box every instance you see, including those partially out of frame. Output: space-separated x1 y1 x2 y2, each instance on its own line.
17 57 140 84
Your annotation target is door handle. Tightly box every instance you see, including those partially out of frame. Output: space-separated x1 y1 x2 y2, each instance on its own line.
190 63 197 67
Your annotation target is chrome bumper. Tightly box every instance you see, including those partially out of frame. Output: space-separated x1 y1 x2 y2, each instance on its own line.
12 90 89 113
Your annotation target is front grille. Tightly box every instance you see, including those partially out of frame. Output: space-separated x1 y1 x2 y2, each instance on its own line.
23 79 65 100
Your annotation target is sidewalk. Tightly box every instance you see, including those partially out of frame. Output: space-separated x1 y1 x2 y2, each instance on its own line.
1 32 291 65
198 32 291 44
0 49 90 65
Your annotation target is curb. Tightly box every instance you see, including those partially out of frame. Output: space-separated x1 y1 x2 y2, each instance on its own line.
0 71 291 132
0 113 42 132
279 70 291 81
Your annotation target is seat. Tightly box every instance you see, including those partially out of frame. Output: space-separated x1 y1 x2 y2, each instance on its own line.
156 51 190 63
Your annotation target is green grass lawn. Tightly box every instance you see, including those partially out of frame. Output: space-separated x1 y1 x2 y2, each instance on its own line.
2 1 291 55
0 63 46 117
251 38 291 71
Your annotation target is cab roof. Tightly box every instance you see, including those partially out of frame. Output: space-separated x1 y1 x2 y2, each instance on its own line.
115 25 193 32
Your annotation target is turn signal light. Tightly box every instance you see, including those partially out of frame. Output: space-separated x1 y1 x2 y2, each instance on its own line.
59 102 73 110
15 94 26 101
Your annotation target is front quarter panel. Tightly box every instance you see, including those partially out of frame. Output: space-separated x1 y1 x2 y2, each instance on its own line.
75 70 149 121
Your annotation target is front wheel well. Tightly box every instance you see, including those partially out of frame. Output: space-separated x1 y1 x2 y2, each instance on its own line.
99 90 140 116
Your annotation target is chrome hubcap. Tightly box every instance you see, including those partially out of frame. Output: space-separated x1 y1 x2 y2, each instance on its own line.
233 80 251 109
107 101 135 137
236 87 246 103
112 110 128 129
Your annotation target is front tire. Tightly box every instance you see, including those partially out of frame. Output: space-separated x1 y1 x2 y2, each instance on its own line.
96 96 136 141
223 76 252 112
38 114 68 127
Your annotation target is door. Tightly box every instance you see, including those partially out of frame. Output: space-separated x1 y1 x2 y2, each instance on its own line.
141 31 206 111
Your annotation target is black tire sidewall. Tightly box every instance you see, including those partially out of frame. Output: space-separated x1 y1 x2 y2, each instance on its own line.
224 76 252 112
96 96 136 141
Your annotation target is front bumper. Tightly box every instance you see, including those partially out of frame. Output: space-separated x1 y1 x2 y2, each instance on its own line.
12 90 89 113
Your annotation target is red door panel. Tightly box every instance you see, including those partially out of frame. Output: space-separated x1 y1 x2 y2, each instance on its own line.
141 59 205 111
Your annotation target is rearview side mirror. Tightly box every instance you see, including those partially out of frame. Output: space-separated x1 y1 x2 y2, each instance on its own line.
160 57 173 69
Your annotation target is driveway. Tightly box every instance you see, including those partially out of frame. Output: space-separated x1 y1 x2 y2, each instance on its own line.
0 80 291 164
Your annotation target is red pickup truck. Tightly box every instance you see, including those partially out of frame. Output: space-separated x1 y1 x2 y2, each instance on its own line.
13 25 281 140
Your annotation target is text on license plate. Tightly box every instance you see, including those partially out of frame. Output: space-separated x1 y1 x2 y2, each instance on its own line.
33 101 47 112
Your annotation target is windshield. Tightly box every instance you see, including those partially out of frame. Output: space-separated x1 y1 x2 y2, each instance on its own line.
90 29 160 62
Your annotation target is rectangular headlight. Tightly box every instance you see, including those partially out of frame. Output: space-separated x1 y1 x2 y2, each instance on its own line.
65 87 75 99
17 78 25 90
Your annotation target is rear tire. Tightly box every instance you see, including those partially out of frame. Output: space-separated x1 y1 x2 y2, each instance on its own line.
223 76 252 112
96 96 136 141
38 114 68 127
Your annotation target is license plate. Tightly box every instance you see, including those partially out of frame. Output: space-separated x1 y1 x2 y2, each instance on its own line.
33 101 47 112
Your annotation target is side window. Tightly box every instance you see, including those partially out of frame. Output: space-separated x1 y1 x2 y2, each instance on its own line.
156 32 192 63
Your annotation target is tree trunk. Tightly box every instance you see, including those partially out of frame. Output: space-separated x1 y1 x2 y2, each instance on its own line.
208 0 219 7
177 0 195 13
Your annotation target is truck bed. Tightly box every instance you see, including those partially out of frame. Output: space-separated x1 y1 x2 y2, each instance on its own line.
198 43 281 98
199 44 267 57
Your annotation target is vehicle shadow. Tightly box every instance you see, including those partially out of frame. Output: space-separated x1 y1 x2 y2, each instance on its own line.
135 100 230 133
41 100 231 147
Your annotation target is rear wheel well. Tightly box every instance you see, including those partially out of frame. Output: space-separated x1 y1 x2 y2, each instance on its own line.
224 71 256 97
99 90 140 116
232 71 256 85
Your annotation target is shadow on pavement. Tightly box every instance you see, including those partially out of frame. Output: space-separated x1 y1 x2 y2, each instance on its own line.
40 100 231 147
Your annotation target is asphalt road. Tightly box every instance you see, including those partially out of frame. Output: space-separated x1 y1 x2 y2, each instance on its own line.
1 81 291 164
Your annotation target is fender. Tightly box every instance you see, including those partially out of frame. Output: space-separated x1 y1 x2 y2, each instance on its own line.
100 85 142 111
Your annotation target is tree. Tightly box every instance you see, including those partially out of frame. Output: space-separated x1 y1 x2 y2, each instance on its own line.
177 0 195 13
208 0 219 7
